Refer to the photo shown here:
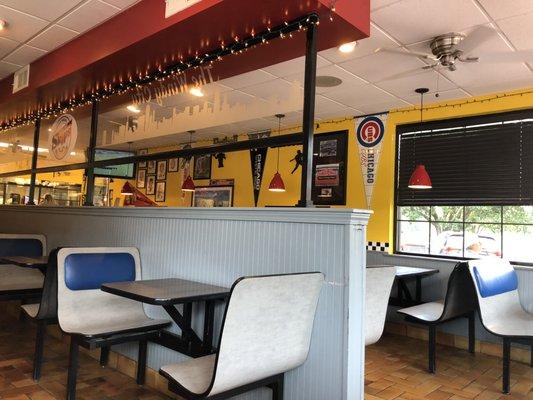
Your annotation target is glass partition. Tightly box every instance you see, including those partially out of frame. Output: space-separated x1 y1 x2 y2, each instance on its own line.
0 125 35 175
35 170 85 206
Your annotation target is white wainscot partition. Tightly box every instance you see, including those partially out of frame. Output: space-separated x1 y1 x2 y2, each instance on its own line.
0 206 371 400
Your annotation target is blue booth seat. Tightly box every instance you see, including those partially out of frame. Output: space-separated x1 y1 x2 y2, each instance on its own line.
467 258 533 394
0 234 46 297
56 247 170 400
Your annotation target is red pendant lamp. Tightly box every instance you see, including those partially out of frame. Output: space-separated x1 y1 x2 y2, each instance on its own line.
409 88 432 190
181 131 196 192
269 114 286 192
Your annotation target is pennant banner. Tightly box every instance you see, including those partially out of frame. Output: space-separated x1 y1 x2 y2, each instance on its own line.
250 147 267 206
355 114 387 208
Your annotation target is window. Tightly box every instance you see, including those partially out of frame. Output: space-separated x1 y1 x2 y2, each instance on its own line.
395 110 533 264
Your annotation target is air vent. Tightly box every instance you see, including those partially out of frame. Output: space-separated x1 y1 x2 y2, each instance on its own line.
13 65 30 94
165 0 201 18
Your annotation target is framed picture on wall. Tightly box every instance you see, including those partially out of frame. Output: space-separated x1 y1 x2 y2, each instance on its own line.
192 186 233 208
147 160 156 174
157 160 167 180
136 169 146 189
168 158 179 172
193 154 212 180
312 130 348 205
146 175 156 195
138 149 148 168
155 181 166 202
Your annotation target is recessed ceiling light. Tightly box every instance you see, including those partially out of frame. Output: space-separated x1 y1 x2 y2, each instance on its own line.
0 20 7 31
316 76 343 88
126 104 141 113
339 41 357 53
189 87 204 97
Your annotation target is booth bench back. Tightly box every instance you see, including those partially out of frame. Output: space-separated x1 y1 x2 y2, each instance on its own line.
0 234 46 257
207 272 324 397
468 258 520 331
57 247 143 335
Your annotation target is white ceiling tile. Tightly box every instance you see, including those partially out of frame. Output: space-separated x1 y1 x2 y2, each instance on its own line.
402 88 470 104
339 50 427 83
261 55 331 78
465 77 533 96
372 0 489 45
240 78 301 100
356 99 412 114
0 60 21 79
101 0 139 9
58 0 119 33
4 45 47 65
497 12 533 50
0 0 83 22
221 90 259 106
27 25 78 52
319 24 399 64
283 64 367 94
371 0 403 11
316 107 361 121
442 60 532 88
322 84 398 108
0 36 18 58
376 69 457 98
478 0 533 21
0 5 48 42
315 95 352 114
219 69 277 90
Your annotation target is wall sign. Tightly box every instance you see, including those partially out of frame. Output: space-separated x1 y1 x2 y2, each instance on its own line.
250 147 267 206
312 131 348 205
356 115 387 208
48 114 78 161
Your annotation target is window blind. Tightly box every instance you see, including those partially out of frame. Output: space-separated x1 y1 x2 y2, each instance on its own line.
396 110 533 206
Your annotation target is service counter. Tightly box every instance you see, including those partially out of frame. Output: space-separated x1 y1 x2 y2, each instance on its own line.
0 206 371 400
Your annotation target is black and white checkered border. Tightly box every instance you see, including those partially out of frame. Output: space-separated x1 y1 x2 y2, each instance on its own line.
367 241 390 252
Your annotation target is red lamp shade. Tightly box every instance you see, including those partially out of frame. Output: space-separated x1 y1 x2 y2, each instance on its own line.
182 175 195 192
268 172 286 192
408 164 432 189
121 182 134 196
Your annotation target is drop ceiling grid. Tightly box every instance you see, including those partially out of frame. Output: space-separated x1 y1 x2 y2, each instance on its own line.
0 0 139 79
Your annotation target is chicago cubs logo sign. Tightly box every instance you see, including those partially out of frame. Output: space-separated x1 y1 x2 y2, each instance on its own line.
356 116 384 148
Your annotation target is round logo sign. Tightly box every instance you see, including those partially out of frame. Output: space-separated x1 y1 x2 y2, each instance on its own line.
356 116 384 148
48 114 78 161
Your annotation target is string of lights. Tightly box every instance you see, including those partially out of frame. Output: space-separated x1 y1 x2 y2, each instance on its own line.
1 12 321 132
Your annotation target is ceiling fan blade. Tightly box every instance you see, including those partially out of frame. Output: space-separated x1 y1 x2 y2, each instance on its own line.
380 66 433 81
456 26 498 55
476 50 533 63
375 47 438 61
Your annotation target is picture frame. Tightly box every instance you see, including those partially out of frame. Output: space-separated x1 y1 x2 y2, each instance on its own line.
147 160 156 174
146 175 156 195
193 154 212 180
157 160 167 181
155 181 166 202
136 169 146 189
168 157 179 172
138 149 148 168
192 185 233 208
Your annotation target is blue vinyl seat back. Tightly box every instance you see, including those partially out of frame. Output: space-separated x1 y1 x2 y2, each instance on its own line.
0 238 43 257
472 260 518 298
64 252 136 291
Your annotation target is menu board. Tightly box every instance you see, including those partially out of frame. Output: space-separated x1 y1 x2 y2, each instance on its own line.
312 131 348 205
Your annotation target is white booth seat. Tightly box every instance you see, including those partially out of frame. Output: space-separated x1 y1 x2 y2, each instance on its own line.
365 266 396 346
467 258 533 394
0 234 46 293
57 247 171 400
57 247 169 337
398 263 477 373
160 272 324 400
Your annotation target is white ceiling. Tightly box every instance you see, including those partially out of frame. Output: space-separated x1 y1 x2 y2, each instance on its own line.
0 0 139 78
2 0 533 147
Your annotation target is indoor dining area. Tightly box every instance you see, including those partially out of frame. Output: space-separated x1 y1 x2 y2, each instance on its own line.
0 0 533 399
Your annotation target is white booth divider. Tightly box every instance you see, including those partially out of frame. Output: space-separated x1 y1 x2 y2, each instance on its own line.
0 206 371 400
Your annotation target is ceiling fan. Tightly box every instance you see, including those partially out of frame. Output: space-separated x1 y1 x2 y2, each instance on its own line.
376 26 533 76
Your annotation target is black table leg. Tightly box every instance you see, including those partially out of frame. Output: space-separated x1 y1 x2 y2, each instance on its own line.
203 300 215 352
162 304 204 349
415 277 422 304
